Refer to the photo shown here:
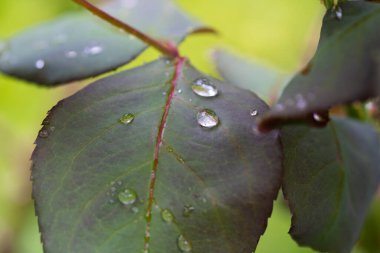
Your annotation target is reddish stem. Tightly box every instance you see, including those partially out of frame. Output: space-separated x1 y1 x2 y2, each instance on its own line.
72 0 179 57
144 56 186 252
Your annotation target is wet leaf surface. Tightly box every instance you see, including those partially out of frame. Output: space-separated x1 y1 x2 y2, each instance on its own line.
0 0 208 85
282 117 380 253
259 1 380 131
32 58 282 253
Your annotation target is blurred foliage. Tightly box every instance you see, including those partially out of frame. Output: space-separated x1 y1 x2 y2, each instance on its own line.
0 0 378 252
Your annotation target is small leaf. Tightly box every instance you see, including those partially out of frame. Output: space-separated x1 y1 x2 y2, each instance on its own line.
259 1 380 130
0 0 208 86
213 50 291 104
32 58 282 252
282 117 380 253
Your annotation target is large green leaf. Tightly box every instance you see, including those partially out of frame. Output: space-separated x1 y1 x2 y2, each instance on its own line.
213 49 291 104
0 0 208 86
259 1 380 131
31 58 282 252
282 117 380 253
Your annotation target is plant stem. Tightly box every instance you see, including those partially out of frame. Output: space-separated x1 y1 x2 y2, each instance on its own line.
72 0 179 58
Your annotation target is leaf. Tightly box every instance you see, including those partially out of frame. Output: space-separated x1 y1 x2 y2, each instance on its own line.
0 0 208 86
259 1 380 131
281 117 380 253
213 50 291 104
31 58 282 253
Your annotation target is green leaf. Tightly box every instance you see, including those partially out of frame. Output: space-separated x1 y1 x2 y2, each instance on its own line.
0 0 207 86
259 1 380 130
213 50 291 104
31 58 282 252
281 117 380 253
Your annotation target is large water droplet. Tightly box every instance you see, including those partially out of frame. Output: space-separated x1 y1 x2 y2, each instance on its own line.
161 209 175 223
192 78 218 97
183 205 195 217
119 113 135 125
83 45 103 55
197 109 219 128
35 59 45 70
118 188 137 205
177 235 192 252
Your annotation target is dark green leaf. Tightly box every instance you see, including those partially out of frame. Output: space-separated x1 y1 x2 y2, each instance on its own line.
31 58 282 252
282 117 380 253
0 0 207 86
213 50 291 104
259 1 380 131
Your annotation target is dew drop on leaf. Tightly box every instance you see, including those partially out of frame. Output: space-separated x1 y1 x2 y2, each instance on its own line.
35 59 45 70
183 205 195 217
334 6 343 20
250 109 258 116
192 78 218 97
177 235 192 252
83 45 103 56
118 188 137 206
39 129 49 138
161 208 175 223
197 109 219 128
119 113 135 125
65 51 78 59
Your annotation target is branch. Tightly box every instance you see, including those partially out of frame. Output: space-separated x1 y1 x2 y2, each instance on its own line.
73 0 179 58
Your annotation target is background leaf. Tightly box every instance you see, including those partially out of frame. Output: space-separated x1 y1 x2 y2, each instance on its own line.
0 0 208 86
31 58 282 252
259 1 380 130
213 49 291 104
281 117 380 253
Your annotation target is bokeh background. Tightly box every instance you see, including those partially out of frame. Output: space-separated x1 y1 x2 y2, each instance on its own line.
0 0 379 252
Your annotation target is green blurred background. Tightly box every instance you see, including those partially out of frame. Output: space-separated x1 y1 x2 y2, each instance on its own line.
0 0 379 252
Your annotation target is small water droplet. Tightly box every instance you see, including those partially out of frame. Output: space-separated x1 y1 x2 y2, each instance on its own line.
118 188 137 205
132 207 139 213
161 209 175 223
35 59 45 69
177 89 182 94
177 235 192 252
295 94 307 110
65 51 78 59
83 45 103 55
119 113 135 125
162 91 167 96
250 109 258 116
39 129 49 138
165 60 171 65
334 6 343 20
192 78 218 97
183 205 195 217
197 109 219 128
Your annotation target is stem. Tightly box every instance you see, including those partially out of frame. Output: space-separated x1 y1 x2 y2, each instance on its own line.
72 0 179 57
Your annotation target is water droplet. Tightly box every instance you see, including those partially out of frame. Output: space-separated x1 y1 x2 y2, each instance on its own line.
183 205 195 217
83 45 103 55
197 109 219 128
162 91 167 96
177 235 192 252
119 113 135 125
295 94 307 110
192 78 218 97
65 51 78 59
39 129 49 138
35 59 45 69
118 188 137 205
312 113 329 123
334 6 343 20
161 209 175 223
132 207 139 213
177 89 182 94
250 109 258 116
